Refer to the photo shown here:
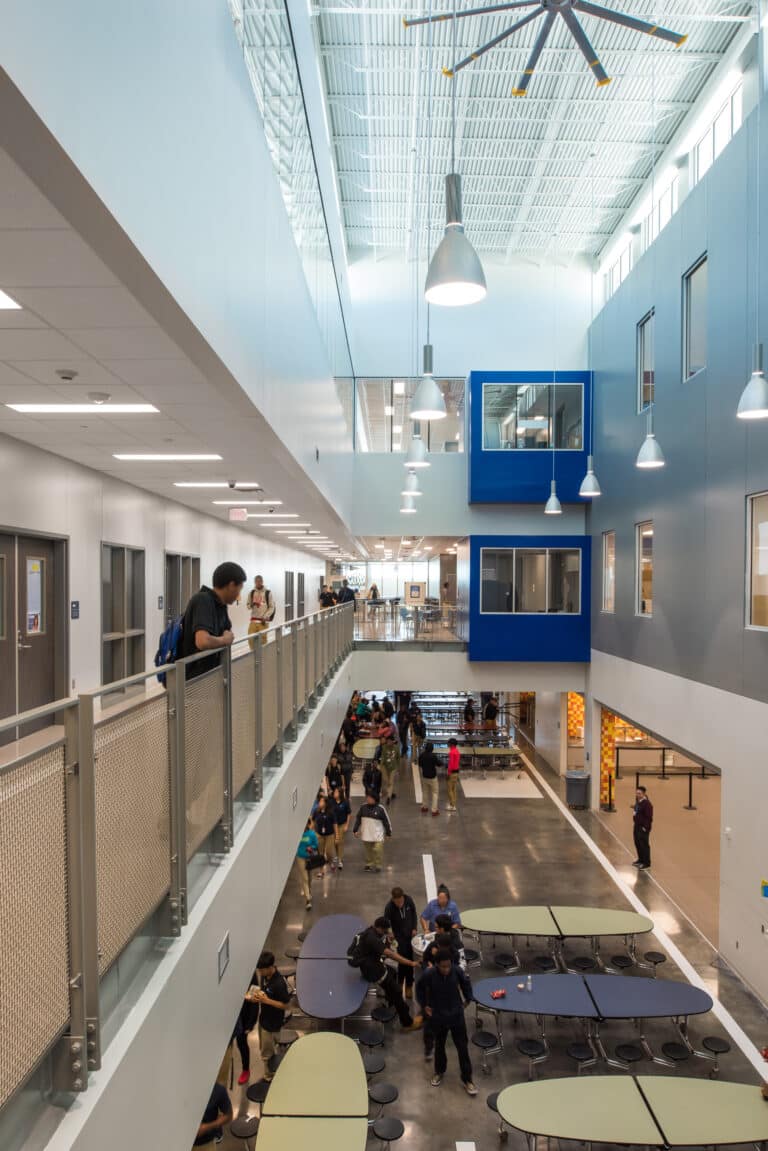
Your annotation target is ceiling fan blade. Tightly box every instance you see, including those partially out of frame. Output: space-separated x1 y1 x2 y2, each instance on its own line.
560 6 610 85
512 8 555 96
574 0 687 46
404 1 539 30
444 8 542 77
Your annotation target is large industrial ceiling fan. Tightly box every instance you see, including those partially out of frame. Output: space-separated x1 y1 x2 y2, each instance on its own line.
404 0 687 94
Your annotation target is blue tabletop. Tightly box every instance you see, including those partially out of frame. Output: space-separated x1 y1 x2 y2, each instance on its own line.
301 915 366 960
473 974 595 1018
296 958 368 1020
585 974 713 1020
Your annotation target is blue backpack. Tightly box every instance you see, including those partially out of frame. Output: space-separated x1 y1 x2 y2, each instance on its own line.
154 616 183 685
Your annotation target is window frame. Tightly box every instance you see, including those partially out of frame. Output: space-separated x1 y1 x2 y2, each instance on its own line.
479 546 582 616
636 309 655 413
601 531 616 614
683 254 708 381
746 491 768 631
635 521 654 618
480 381 584 453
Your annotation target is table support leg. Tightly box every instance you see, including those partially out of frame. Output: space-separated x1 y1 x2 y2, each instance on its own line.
635 1018 674 1067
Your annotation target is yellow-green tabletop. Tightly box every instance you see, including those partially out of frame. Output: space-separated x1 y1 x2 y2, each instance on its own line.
497 1077 661 1145
638 1075 768 1146
263 1034 367 1118
461 746 521 756
352 738 379 760
256 1117 368 1151
462 906 559 937
550 906 654 938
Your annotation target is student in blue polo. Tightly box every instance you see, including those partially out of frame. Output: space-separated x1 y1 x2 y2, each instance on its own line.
421 884 462 933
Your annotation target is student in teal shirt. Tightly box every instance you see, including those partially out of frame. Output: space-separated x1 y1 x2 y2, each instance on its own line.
296 819 319 909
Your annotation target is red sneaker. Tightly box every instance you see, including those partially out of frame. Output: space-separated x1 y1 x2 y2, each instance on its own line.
238 1070 250 1086
432 810 440 817
420 806 428 813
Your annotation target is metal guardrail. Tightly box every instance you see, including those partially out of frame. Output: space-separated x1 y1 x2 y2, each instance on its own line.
0 602 353 1114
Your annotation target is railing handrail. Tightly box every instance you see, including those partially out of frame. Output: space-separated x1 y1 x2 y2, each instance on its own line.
0 695 77 736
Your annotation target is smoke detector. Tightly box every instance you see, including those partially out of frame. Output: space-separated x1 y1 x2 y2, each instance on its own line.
56 368 79 382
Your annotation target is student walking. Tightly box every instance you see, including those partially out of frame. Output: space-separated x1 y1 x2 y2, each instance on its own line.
483 695 499 730
418 741 440 817
234 969 260 1085
632 785 654 870
295 819 319 909
247 574 275 647
446 737 461 811
384 886 419 998
380 736 401 805
352 792 392 872
252 951 291 1081
313 796 336 873
362 760 382 802
416 949 477 1095
193 1082 233 1145
332 786 351 869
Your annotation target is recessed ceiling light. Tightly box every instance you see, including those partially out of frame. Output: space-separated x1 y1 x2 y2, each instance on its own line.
271 522 311 528
393 424 403 434
393 380 405 395
174 482 259 489
114 453 222 461
375 543 386 549
9 403 159 414
245 512 298 518
212 499 283 506
0 289 21 310
384 405 395 416
424 546 433 551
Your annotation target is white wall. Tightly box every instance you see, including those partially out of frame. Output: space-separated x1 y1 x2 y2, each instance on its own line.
352 454 586 536
589 649 768 1003
0 433 323 695
347 253 592 377
534 692 567 775
352 650 586 693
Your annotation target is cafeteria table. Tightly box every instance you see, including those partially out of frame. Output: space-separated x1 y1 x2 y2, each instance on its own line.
472 973 712 1066
300 914 365 960
295 958 368 1021
496 1076 768 1149
351 737 379 762
257 1118 368 1151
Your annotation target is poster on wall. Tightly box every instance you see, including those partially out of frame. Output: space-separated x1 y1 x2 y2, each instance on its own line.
405 581 426 605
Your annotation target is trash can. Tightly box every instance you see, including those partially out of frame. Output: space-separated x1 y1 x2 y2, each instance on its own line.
565 770 590 809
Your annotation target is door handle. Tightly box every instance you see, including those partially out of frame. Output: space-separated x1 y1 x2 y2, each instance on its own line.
17 631 32 651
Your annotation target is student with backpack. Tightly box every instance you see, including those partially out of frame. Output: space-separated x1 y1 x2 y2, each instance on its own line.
247 575 275 649
347 917 421 1029
178 562 246 679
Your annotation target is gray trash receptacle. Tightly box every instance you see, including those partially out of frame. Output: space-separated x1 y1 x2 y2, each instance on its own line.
565 770 590 809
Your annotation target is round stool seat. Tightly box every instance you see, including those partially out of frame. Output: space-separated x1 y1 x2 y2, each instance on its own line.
486 1091 500 1113
284 946 301 960
571 956 597 973
702 1035 730 1055
566 1042 594 1063
472 1030 498 1052
493 953 517 970
297 931 307 942
644 951 666 965
363 1051 386 1077
276 1028 298 1047
517 1038 546 1058
372 1116 405 1143
230 1115 260 1139
368 1081 399 1106
615 1043 643 1064
371 1005 397 1025
611 954 633 970
246 1079 271 1105
356 1027 384 1049
464 947 480 965
661 1042 690 1062
533 955 557 973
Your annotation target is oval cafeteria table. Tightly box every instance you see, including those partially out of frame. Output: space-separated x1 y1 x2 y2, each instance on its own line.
256 1033 368 1151
462 904 654 969
496 1076 768 1149
295 914 368 1022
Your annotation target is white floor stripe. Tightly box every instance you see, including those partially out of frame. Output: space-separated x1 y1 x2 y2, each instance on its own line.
411 760 423 805
456 1143 476 1151
521 753 768 1081
422 852 437 903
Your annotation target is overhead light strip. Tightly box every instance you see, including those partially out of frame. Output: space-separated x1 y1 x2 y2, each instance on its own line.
8 403 159 414
114 453 222 461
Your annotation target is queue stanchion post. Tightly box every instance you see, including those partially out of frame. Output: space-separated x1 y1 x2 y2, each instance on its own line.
683 771 697 811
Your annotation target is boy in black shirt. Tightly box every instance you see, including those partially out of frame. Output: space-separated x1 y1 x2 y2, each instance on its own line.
384 886 419 998
253 951 291 1081
180 562 246 678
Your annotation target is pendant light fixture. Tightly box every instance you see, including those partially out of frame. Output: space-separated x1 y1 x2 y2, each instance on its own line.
424 0 486 307
400 494 418 515
401 469 423 497
410 340 447 420
544 258 562 515
580 154 602 498
738 45 768 419
544 479 563 515
636 46 666 468
405 426 430 469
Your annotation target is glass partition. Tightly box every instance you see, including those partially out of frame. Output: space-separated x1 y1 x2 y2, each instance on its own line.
748 492 768 628
636 521 654 616
482 382 582 450
353 377 465 453
480 547 581 614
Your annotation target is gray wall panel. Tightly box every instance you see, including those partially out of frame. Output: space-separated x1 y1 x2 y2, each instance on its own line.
590 108 768 704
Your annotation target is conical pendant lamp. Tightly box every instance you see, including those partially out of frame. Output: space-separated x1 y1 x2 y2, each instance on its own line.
636 407 665 469
405 421 430 468
400 494 418 515
579 455 602 497
410 343 447 420
544 479 562 515
737 343 768 419
401 470 423 497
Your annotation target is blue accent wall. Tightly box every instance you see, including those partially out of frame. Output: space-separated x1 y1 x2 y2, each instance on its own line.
467 369 592 504
468 535 591 662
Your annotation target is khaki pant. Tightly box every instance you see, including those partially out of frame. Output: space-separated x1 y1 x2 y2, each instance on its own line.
447 773 459 808
316 833 335 866
258 1024 277 1080
381 764 398 803
248 619 268 651
295 856 311 901
364 840 384 869
335 827 347 861
422 776 439 812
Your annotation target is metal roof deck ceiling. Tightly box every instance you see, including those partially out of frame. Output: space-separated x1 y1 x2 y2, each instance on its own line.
312 0 751 259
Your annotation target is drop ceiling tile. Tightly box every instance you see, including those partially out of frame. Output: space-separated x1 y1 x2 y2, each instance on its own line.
0 308 48 329
0 229 118 287
132 381 220 404
103 358 208 387
7 359 126 388
11 286 156 329
0 382 67 403
0 330 90 359
65 327 185 359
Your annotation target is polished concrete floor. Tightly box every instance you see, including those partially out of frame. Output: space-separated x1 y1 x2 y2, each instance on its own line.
354 612 459 643
215 743 767 1151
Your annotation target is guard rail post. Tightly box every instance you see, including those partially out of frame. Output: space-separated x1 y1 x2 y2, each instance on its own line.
165 663 185 933
683 772 697 811
252 639 264 801
216 645 234 852
273 628 284 767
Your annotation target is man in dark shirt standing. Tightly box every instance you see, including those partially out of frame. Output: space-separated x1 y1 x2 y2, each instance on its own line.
193 1081 232 1145
416 949 477 1096
180 562 246 678
384 886 419 998
252 950 291 1082
355 917 420 1029
633 785 654 870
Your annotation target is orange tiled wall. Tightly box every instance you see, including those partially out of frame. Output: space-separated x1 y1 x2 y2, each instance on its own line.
567 692 584 743
600 708 617 805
